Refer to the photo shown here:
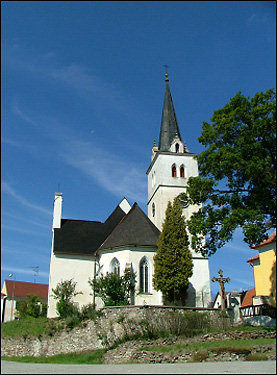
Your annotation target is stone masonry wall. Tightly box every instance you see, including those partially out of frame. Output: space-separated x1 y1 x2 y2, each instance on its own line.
1 306 223 358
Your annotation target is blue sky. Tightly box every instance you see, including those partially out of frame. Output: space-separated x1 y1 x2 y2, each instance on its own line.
1 1 276 300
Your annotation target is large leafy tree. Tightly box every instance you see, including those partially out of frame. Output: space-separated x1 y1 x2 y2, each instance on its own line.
153 197 193 305
180 89 276 256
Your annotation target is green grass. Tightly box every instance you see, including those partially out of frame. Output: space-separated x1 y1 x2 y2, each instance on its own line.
1 317 50 338
230 325 276 332
1 349 106 364
139 338 276 354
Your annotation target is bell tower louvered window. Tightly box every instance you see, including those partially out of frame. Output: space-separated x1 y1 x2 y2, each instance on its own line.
172 165 177 177
180 166 185 178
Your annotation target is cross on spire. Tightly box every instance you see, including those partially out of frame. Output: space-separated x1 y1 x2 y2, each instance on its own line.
163 64 169 82
212 269 230 311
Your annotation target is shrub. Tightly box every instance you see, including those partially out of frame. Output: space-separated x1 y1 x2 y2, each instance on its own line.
192 350 209 362
52 279 82 319
16 294 45 319
245 353 269 361
56 300 80 319
89 268 136 306
65 315 81 330
80 303 102 321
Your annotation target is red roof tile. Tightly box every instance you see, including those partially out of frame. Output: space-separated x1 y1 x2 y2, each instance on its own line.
4 280 48 300
240 288 256 308
252 232 276 249
247 254 260 263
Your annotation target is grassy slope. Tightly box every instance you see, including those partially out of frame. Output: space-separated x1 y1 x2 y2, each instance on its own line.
139 338 276 353
1 350 106 364
1 317 49 338
1 318 275 364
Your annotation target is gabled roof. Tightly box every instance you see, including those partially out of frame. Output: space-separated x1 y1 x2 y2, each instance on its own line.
252 232 276 249
97 203 160 252
3 280 48 300
240 288 256 308
158 80 183 152
53 204 126 255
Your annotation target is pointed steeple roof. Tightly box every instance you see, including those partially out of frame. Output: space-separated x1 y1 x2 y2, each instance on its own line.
158 75 182 151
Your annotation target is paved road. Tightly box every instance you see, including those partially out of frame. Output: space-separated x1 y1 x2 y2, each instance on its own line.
1 360 276 374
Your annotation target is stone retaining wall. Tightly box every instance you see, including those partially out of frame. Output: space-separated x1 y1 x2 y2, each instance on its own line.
0 306 235 358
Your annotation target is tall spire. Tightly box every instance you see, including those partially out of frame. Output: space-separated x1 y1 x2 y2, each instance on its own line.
158 73 182 152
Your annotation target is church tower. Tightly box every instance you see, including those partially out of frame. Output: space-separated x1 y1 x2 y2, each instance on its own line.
147 73 199 231
146 73 211 307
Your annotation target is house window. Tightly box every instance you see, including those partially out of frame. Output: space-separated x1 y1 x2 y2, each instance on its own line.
110 258 120 275
172 165 177 177
175 143 179 153
152 202 155 217
180 166 185 178
140 257 150 293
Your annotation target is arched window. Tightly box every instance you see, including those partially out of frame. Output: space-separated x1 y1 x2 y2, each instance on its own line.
175 143 179 153
152 202 155 217
172 165 177 177
140 257 150 293
180 165 185 178
110 258 120 275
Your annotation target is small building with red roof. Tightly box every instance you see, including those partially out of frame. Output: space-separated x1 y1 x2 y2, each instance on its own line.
1 280 48 323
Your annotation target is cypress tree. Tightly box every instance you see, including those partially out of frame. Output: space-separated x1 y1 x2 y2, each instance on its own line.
153 197 193 305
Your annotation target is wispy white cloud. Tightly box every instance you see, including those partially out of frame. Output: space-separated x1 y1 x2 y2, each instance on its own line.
4 45 149 205
1 265 49 278
232 277 254 288
247 13 257 26
1 137 23 148
247 13 269 27
3 212 50 229
12 101 39 128
1 182 52 216
4 45 146 129
223 242 252 254
61 139 146 204
1 224 49 237
12 105 147 204
2 245 50 262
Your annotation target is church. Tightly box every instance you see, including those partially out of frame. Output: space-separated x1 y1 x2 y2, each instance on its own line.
47 74 211 318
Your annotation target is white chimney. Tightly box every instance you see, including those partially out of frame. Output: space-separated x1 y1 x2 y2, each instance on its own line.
52 192 63 229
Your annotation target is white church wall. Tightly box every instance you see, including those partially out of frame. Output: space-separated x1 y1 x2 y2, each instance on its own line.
98 247 163 306
47 253 95 318
189 257 212 307
147 153 200 231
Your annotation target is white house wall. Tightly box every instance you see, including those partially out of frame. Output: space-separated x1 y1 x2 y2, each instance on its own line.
2 299 14 322
47 252 95 318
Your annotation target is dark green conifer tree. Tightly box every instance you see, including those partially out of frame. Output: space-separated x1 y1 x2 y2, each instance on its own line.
153 197 193 305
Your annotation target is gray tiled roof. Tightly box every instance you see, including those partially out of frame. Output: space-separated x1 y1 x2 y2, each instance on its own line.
158 82 183 151
53 205 126 255
98 203 160 251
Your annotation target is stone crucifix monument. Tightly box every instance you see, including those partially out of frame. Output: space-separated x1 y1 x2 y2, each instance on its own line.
212 269 230 311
